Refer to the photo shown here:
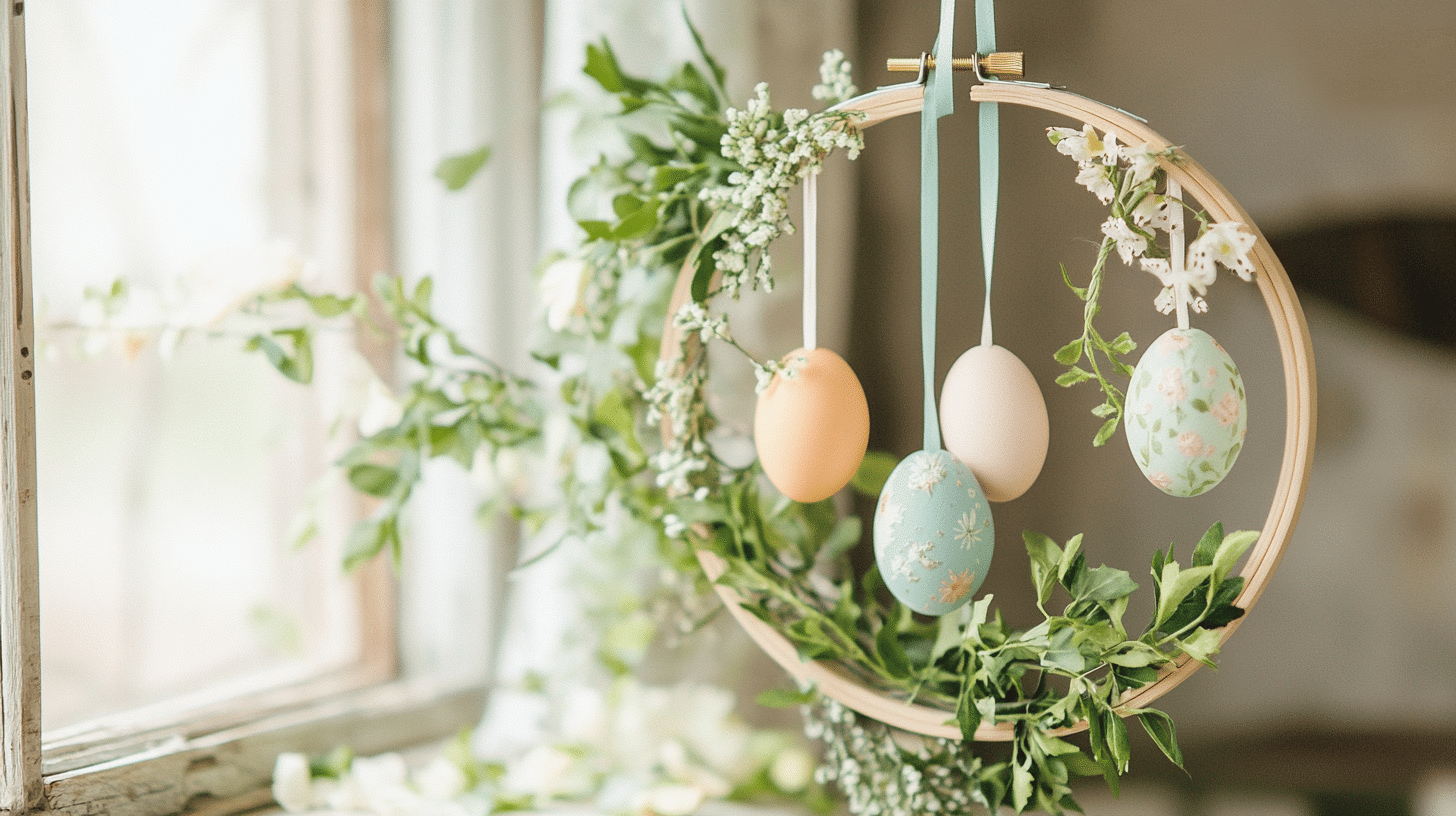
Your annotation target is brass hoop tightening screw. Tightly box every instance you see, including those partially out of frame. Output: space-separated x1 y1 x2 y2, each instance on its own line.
886 52 1024 78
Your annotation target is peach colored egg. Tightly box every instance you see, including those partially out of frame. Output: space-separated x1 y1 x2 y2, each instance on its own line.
938 344 1049 503
754 347 870 503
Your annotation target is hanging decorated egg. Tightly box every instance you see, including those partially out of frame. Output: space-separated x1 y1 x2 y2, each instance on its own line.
938 344 1050 502
754 347 869 503
873 450 993 615
1124 327 1246 497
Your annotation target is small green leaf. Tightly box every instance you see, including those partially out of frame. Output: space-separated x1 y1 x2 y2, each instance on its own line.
681 7 728 98
874 612 912 679
1136 709 1184 767
820 516 862 561
1193 522 1224 567
246 328 314 383
1176 626 1224 667
612 193 645 219
955 673 981 740
1011 761 1034 813
614 199 660 240
931 605 967 664
690 235 721 302
342 517 396 572
1032 730 1082 758
1023 530 1061 608
1059 264 1088 300
850 450 897 496
347 463 399 498
583 39 632 93
755 687 817 709
1055 366 1094 387
1060 750 1102 777
1110 331 1137 355
1113 664 1160 689
1105 642 1161 668
579 220 614 241
1213 529 1260 584
1155 563 1213 630
434 144 491 191
1056 534 1084 586
653 164 700 192
671 112 728 148
1093 416 1120 447
1106 710 1130 772
1071 563 1138 604
1053 338 1084 365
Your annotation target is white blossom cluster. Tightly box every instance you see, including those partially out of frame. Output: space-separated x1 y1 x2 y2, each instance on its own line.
804 697 987 816
700 83 863 299
812 49 859 104
1048 124 1258 318
274 679 818 816
752 350 809 394
670 301 732 344
643 356 712 497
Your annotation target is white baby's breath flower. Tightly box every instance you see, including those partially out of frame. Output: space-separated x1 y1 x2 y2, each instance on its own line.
634 783 707 816
769 747 815 793
703 82 863 298
501 745 580 800
351 752 411 813
271 753 314 813
812 49 858 103
1188 221 1257 281
1101 216 1148 265
415 756 468 801
671 302 731 344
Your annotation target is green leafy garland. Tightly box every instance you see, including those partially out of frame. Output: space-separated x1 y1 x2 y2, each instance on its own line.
239 24 1262 816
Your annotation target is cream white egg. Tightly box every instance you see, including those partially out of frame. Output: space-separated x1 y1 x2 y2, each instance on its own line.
938 344 1050 502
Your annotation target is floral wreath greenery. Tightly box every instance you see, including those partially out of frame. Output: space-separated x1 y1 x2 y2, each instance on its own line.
221 21 1263 816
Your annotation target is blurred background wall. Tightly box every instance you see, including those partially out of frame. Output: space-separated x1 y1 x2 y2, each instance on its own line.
835 1 1456 813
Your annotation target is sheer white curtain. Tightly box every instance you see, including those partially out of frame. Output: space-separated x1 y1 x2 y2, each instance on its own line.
389 0 545 685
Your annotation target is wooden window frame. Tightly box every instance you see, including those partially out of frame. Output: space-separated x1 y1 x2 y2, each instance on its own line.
0 3 489 814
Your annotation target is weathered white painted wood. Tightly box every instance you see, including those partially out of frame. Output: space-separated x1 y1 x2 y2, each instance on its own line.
41 682 484 816
663 80 1316 742
1 3 42 811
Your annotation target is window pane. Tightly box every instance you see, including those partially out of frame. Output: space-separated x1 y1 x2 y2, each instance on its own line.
28 0 365 730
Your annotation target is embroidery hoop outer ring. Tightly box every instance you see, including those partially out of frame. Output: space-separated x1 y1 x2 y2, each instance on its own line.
659 81 1316 741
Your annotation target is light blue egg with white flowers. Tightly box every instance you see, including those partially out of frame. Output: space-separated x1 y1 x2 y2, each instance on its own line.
1124 327 1247 497
873 449 994 615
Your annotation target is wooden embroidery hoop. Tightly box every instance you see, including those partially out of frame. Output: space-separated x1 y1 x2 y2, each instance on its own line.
660 79 1316 742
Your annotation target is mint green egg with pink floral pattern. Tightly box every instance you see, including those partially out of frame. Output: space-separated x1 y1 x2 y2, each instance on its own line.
1124 327 1246 497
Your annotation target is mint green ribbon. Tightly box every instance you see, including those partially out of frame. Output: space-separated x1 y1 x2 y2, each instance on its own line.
922 0 1000 449
920 0 955 451
977 0 999 348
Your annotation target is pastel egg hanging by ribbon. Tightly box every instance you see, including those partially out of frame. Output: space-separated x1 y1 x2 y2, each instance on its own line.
1124 327 1246 497
754 347 870 503
938 344 1050 503
873 450 994 615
